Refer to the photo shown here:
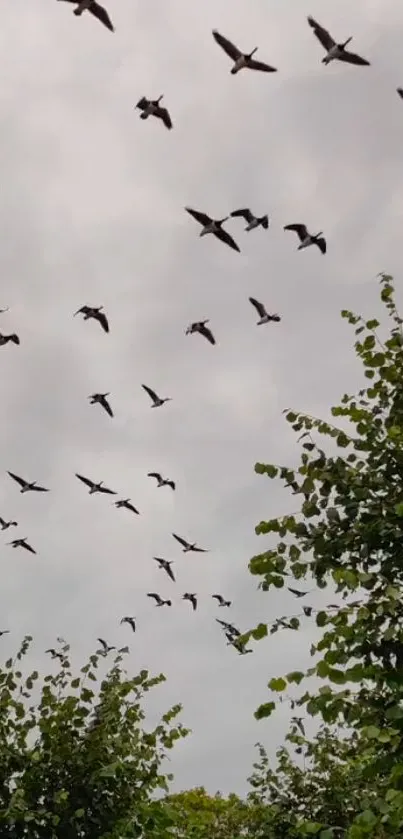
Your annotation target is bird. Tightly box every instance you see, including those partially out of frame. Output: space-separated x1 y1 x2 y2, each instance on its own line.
135 96 173 129
212 30 277 74
0 517 18 530
45 648 64 661
0 630 10 637
172 533 208 553
120 617 136 633
307 16 370 66
147 472 175 490
185 321 216 345
114 499 139 514
97 638 116 654
249 298 281 325
7 537 36 555
284 223 326 254
288 587 312 599
216 618 240 637
57 0 114 32
230 209 269 231
147 593 172 607
0 333 19 346
88 393 113 417
141 385 171 408
75 474 116 495
74 305 109 333
153 557 175 582
303 606 313 617
185 208 240 253
7 472 49 493
183 593 197 611
231 638 253 655
212 594 232 608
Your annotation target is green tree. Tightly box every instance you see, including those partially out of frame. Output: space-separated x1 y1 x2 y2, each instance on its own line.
246 274 403 836
0 635 189 838
165 785 278 839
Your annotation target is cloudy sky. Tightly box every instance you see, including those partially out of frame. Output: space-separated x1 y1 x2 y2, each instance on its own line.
0 0 402 796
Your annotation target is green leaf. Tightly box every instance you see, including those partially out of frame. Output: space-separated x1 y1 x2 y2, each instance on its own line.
268 677 287 692
252 623 268 641
254 701 276 720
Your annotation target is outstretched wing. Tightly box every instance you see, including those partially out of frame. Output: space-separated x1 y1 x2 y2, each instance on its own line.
199 324 215 345
100 396 113 417
98 485 117 495
165 563 175 582
230 208 254 222
284 223 308 241
157 107 173 129
96 311 109 332
307 16 335 51
126 501 139 514
75 473 94 489
192 546 208 553
147 593 160 601
89 1 114 32
185 207 212 227
337 50 370 66
212 30 242 61
214 227 240 252
142 384 159 403
315 237 327 254
148 472 162 481
249 297 266 318
7 471 27 488
31 483 49 492
172 533 189 548
248 59 277 73
22 541 36 554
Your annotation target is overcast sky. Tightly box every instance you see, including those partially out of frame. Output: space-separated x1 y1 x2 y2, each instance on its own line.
0 0 402 796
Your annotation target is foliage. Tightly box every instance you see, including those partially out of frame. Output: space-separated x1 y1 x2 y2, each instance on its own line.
0 635 189 838
165 785 278 839
247 274 403 836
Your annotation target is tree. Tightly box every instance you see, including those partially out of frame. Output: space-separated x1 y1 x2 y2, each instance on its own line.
164 785 278 839
0 635 189 838
246 274 403 836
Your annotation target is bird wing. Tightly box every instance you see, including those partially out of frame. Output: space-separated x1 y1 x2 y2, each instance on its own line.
148 472 161 481
185 207 212 227
165 564 175 582
147 593 160 601
284 223 308 241
97 638 108 649
307 16 335 51
191 597 197 610
75 473 94 489
89 1 114 32
7 471 27 488
172 533 189 548
249 297 266 318
230 208 253 222
96 311 109 332
167 480 176 490
199 324 215 345
398 88 403 100
337 50 370 66
136 96 149 111
126 502 139 514
22 541 36 554
192 546 208 553
157 107 173 129
212 595 223 604
0 517 5 527
316 237 327 254
288 587 306 597
212 30 242 61
31 483 49 492
142 384 159 402
214 227 240 252
100 396 113 417
248 59 277 73
98 485 116 495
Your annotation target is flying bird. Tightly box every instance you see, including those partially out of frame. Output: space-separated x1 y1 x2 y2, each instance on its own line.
230 208 269 231
153 557 175 582
147 472 175 490
141 384 171 408
249 297 281 325
288 587 312 599
185 320 215 345
97 638 116 654
7 472 49 493
7 537 36 555
114 498 139 514
89 393 113 417
120 616 136 633
147 593 172 607
185 208 240 253
0 333 19 346
0 630 10 637
45 648 64 661
136 95 173 129
183 593 197 611
75 474 116 495
212 594 232 608
216 618 240 636
74 305 109 333
212 30 277 74
172 533 208 553
0 517 17 530
307 16 370 66
284 223 326 254
303 606 313 617
57 0 114 32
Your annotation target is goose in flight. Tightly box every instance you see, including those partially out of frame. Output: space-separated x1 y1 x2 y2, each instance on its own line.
284 223 326 254
185 320 215 345
288 587 313 599
230 209 269 231
183 593 197 611
120 616 136 633
249 297 281 325
74 305 109 333
89 392 113 417
0 332 19 346
75 474 116 495
97 638 116 654
307 16 370 66
172 533 208 553
8 537 36 555
147 472 175 490
0 517 18 530
212 594 232 608
212 30 277 75
216 618 240 637
142 384 171 408
57 0 114 32
114 498 139 514
7 472 49 493
45 648 64 661
136 96 173 130
147 593 172 607
185 208 240 253
153 557 175 582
